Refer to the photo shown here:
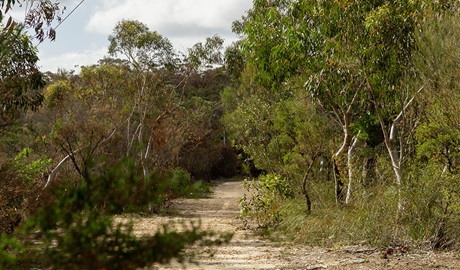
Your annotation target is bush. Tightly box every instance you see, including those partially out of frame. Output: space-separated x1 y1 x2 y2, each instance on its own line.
240 174 294 228
0 234 22 270
18 159 231 269
0 149 48 235
403 162 460 249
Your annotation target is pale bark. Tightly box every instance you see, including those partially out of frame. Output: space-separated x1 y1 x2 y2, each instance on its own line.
346 131 361 205
332 109 353 205
332 124 352 205
44 128 117 189
370 81 425 212
43 154 72 189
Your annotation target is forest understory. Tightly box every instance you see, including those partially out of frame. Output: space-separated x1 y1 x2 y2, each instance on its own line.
3 1 460 269
143 180 460 270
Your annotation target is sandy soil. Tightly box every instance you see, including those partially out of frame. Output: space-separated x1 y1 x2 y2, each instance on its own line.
127 179 460 270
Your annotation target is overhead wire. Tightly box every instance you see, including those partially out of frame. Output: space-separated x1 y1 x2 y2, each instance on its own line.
33 0 86 46
54 0 86 30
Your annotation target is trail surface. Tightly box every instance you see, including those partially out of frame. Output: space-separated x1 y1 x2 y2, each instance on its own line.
131 179 459 269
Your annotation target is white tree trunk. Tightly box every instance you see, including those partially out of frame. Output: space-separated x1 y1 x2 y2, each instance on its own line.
388 147 403 211
346 132 361 205
43 154 72 189
369 82 425 214
333 122 352 205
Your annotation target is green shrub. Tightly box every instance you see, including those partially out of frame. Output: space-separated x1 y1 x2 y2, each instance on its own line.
0 149 48 235
0 234 22 270
403 162 460 249
240 174 293 228
12 148 51 184
148 167 210 212
19 159 231 269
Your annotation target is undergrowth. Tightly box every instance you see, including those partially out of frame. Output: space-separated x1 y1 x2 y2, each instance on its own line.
241 171 460 250
0 158 231 269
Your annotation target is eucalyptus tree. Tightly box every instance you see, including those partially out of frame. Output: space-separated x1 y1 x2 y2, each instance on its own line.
0 0 62 42
233 0 372 205
188 35 224 70
0 24 44 126
231 0 456 209
108 19 178 178
1 0 63 126
43 63 132 186
359 1 442 211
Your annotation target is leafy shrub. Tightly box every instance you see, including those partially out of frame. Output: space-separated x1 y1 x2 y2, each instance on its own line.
148 167 199 212
0 149 48 235
12 148 51 183
403 162 460 249
19 159 231 269
0 234 22 270
240 174 293 228
170 167 193 193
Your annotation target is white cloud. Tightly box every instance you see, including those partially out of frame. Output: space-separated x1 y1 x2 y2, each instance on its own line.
38 47 108 73
86 0 251 38
35 0 252 72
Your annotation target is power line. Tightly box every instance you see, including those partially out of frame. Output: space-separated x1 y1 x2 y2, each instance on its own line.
55 0 86 30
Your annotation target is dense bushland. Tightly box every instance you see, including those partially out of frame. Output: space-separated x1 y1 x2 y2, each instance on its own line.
229 0 460 250
3 0 460 267
1 158 231 269
0 15 236 268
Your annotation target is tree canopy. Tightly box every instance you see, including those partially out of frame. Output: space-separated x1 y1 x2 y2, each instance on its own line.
0 24 44 124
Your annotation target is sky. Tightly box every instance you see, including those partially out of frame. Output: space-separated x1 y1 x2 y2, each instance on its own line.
13 0 253 73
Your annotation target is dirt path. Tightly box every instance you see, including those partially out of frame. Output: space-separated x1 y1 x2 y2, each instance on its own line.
131 179 460 270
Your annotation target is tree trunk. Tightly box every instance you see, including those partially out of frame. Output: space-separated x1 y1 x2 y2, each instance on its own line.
368 78 425 214
333 119 353 205
346 132 361 205
302 154 318 212
388 148 403 211
333 157 345 205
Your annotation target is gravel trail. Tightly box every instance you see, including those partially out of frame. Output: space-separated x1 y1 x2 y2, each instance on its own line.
130 179 460 270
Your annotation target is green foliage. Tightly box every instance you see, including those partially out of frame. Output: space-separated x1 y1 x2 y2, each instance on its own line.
0 24 45 119
0 233 22 270
108 19 175 70
414 13 460 173
20 159 231 269
0 148 49 236
224 42 244 82
170 167 192 192
407 14 460 249
224 82 335 186
240 174 293 228
12 148 51 183
230 2 460 250
188 35 224 69
223 94 276 171
44 80 72 108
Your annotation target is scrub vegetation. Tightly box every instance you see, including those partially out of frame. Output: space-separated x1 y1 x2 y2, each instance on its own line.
2 0 460 269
